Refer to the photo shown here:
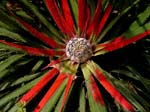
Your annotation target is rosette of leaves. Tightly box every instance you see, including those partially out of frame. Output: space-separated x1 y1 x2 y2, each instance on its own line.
0 0 150 112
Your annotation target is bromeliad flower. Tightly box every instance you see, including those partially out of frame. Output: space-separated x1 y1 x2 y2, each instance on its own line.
0 0 150 112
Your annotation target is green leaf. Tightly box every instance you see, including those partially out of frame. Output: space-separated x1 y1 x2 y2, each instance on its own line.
0 54 25 73
113 81 148 112
0 21 12 30
0 50 13 60
123 22 150 39
0 27 27 42
30 60 44 73
10 72 42 87
87 0 96 17
0 58 32 80
69 0 78 28
0 43 19 51
8 104 20 112
2 100 14 112
86 83 106 112
16 10 33 20
0 81 10 91
18 0 60 37
81 64 107 112
41 78 67 112
123 6 150 38
102 0 110 10
79 86 86 112
0 0 7 10
93 62 149 112
0 10 19 31
134 6 150 25
0 75 43 107
54 91 64 112
126 66 150 94
54 82 74 112
97 0 140 42
60 61 79 74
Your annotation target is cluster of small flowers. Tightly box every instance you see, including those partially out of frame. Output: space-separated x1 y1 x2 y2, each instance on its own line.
65 37 92 63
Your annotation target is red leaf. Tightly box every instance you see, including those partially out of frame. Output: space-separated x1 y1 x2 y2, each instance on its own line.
42 55 66 70
98 30 150 52
84 4 91 33
81 3 91 37
89 75 104 105
78 0 87 32
95 3 112 36
60 75 74 112
45 0 72 35
34 73 67 112
15 16 58 48
19 68 59 103
95 68 134 112
87 0 102 37
61 0 75 34
0 40 61 56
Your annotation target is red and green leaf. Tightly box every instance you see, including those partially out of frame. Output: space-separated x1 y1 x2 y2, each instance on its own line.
17 0 61 37
15 15 58 48
97 0 141 42
79 86 86 112
95 30 150 55
60 75 74 112
87 61 134 112
87 0 102 37
34 73 67 112
19 68 58 104
95 3 112 36
78 0 91 33
89 75 104 105
0 40 62 56
45 0 72 36
81 64 107 112
61 0 75 33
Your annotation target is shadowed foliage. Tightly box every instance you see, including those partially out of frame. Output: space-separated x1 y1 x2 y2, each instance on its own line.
0 0 150 112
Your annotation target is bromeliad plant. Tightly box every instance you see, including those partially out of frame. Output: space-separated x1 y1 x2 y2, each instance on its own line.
0 0 150 112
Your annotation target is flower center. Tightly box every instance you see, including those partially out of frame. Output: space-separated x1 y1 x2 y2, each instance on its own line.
66 37 93 63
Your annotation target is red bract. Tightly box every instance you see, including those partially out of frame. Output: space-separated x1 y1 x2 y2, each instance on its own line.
96 30 150 53
89 75 104 105
15 15 58 48
60 75 74 112
87 0 102 37
45 0 73 36
95 3 112 36
34 73 67 112
0 0 149 112
0 40 61 56
19 68 59 103
94 67 134 112
61 0 75 33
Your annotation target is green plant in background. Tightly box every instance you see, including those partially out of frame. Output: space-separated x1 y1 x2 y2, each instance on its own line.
0 0 150 112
